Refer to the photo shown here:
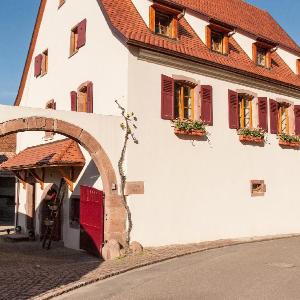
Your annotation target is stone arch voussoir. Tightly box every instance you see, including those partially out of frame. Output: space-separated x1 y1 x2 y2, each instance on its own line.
0 116 127 246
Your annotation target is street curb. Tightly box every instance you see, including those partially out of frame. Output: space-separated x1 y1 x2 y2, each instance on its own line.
34 233 300 300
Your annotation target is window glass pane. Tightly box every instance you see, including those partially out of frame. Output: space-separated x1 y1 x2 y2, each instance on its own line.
211 31 223 53
155 12 172 36
257 48 266 66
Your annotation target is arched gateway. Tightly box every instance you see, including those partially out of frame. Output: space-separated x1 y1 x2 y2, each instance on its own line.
0 116 126 246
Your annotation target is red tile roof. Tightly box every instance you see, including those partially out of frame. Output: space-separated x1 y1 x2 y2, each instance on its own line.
0 139 85 171
99 0 300 89
171 0 300 53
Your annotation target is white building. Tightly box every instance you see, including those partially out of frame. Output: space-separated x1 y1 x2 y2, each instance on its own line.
2 0 300 256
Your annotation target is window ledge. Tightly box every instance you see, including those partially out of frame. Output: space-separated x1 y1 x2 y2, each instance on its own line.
151 32 179 42
69 49 79 59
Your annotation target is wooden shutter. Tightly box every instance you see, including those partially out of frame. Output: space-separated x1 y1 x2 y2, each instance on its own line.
77 19 87 49
296 59 300 75
269 99 278 134
201 85 213 125
223 35 229 55
87 82 93 113
206 26 212 49
71 91 77 111
34 54 43 77
266 51 272 69
228 90 239 129
172 18 178 39
294 105 300 135
149 6 155 32
252 43 257 63
258 97 268 131
161 75 174 120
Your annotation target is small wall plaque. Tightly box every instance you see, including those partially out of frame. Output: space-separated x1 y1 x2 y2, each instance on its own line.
124 181 144 196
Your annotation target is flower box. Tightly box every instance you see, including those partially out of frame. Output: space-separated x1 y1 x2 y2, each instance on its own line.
239 135 264 144
279 140 300 148
174 128 206 137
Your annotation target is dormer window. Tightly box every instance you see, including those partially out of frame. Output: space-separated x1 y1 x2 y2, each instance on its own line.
206 24 231 55
149 3 182 39
252 41 274 69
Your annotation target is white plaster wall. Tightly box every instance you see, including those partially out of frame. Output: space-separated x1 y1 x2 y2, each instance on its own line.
127 52 300 246
131 0 152 27
234 32 256 59
277 48 300 74
185 11 208 43
20 0 128 115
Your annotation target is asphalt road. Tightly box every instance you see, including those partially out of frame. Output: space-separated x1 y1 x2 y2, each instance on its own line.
57 237 300 300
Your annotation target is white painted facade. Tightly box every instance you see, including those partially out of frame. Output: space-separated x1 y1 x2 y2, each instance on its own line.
12 0 300 250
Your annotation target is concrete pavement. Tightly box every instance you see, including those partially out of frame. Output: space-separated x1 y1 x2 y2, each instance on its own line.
56 237 300 300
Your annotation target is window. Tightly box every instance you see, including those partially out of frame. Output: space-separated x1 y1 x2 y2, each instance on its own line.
256 47 267 67
149 4 180 39
253 43 272 69
296 59 300 75
155 11 172 36
251 180 266 197
69 197 79 228
238 94 253 129
34 49 48 77
41 50 48 76
70 19 87 56
174 83 194 120
161 75 213 123
58 0 65 8
206 25 230 55
278 103 290 135
211 31 224 53
71 81 93 113
44 100 56 140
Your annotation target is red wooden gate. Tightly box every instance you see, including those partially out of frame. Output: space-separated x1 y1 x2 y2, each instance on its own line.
80 186 104 257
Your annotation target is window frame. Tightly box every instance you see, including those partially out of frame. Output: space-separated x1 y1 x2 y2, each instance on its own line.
238 94 254 129
211 30 224 54
149 4 180 39
174 82 195 120
41 49 48 76
278 103 290 135
70 25 79 57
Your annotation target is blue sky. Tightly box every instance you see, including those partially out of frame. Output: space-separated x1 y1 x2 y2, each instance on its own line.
0 0 299 105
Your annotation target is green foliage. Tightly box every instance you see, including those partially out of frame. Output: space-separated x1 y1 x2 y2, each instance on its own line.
278 133 300 143
173 119 206 132
238 127 265 139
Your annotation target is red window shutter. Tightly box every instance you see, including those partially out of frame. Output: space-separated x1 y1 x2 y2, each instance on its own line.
294 105 300 135
269 99 278 134
258 97 268 131
201 85 213 125
34 54 43 77
228 90 239 129
77 19 87 49
71 91 77 111
161 75 174 120
87 82 93 113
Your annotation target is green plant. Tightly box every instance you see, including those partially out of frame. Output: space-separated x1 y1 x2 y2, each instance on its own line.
278 133 300 143
173 119 206 132
238 127 265 139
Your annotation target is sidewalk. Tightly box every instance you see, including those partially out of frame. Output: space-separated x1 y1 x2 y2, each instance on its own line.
0 233 299 300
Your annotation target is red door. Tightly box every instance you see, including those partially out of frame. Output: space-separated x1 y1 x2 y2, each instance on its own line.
80 186 104 257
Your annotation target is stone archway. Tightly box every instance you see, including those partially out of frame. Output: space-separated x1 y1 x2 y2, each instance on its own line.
0 116 126 245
